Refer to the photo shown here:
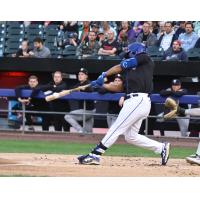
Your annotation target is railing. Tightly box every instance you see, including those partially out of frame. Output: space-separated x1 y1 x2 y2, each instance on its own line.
0 89 200 135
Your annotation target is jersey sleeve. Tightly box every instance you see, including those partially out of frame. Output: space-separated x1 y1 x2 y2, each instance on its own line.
120 57 138 69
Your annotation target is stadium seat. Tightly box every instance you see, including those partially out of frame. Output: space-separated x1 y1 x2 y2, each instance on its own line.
6 36 24 43
44 24 58 31
187 48 200 61
25 35 42 42
6 21 23 28
0 24 6 33
4 47 18 56
45 29 58 37
45 42 56 50
5 40 20 48
27 24 43 29
147 46 164 61
62 46 77 57
26 28 43 36
45 35 56 42
50 48 62 58
6 29 24 36
0 29 6 38
0 44 4 57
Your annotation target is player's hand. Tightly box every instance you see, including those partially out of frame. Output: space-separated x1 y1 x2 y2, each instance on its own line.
91 72 107 87
119 96 125 107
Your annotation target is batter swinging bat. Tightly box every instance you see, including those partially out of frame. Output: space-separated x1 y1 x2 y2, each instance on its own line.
45 84 91 102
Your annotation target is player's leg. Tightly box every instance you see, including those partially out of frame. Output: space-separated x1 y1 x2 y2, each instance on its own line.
78 96 145 164
124 118 163 154
186 142 200 165
124 118 170 165
78 95 170 165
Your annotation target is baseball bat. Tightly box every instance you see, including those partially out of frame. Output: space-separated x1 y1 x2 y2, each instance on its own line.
45 84 91 102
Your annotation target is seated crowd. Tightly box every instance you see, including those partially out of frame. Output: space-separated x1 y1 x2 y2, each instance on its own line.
2 21 200 60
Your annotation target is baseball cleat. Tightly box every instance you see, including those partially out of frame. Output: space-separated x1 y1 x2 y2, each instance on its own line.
77 154 100 165
161 143 170 165
186 155 200 165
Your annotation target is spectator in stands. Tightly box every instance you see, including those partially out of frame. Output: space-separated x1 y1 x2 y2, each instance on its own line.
29 37 51 58
157 22 177 52
15 75 51 131
13 40 32 57
79 21 90 43
90 23 100 35
163 40 188 61
64 68 95 133
136 22 157 47
151 21 160 35
36 71 70 132
97 31 105 46
132 21 143 36
76 31 100 58
64 32 79 48
98 74 124 128
98 30 119 57
118 21 131 42
175 21 186 37
118 32 129 58
157 21 165 39
61 21 78 33
100 21 117 39
160 79 189 137
122 22 142 44
178 22 199 52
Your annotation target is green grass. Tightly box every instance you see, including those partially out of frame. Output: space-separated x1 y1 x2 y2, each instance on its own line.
0 139 196 159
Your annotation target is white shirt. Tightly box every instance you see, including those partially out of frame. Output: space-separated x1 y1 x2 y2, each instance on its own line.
160 31 175 51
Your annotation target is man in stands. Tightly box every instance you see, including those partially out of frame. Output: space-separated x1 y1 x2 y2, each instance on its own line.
136 22 157 47
178 22 199 52
76 31 100 58
29 37 51 58
157 21 177 52
162 40 188 61
98 30 119 57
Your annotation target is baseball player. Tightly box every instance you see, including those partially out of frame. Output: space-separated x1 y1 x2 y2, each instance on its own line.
78 42 170 165
164 98 200 165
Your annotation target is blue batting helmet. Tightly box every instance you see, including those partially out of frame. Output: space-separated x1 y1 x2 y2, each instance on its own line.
127 42 146 56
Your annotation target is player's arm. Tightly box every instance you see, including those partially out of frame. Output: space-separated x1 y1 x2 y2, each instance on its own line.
105 57 138 76
103 82 123 92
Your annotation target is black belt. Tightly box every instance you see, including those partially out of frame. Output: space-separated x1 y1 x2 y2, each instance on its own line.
125 94 138 100
125 93 150 100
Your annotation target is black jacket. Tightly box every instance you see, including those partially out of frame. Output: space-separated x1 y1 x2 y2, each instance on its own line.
15 84 49 110
33 81 69 112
